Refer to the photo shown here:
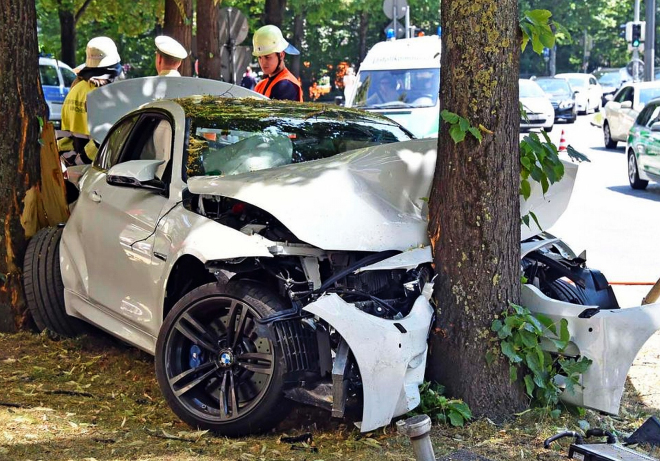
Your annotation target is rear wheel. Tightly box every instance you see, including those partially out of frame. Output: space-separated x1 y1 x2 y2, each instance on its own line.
155 281 291 436
23 227 87 336
628 151 649 190
603 122 617 149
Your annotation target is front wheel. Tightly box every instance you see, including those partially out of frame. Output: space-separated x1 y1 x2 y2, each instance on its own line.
155 281 291 436
628 151 649 190
603 122 617 149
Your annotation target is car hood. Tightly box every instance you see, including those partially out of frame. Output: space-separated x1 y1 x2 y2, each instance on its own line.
187 139 578 251
520 96 553 113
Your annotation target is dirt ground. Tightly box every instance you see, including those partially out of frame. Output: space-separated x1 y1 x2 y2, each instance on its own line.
1 306 659 461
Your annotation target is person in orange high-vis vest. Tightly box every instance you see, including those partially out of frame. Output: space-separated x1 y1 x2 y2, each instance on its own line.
252 25 303 102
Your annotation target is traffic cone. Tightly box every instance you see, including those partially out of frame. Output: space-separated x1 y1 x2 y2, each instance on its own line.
558 129 567 152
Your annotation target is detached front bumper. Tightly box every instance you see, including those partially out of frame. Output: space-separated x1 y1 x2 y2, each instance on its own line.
523 284 660 414
304 285 434 432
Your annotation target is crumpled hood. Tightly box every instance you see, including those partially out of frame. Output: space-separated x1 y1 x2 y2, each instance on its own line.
188 139 437 251
187 139 578 251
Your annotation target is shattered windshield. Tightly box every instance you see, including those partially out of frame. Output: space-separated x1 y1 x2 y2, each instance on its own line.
180 96 413 178
352 69 440 109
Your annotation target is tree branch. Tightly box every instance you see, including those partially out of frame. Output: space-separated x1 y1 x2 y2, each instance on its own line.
74 0 95 24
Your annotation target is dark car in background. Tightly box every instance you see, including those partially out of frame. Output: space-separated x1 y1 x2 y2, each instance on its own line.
534 77 577 123
595 67 630 106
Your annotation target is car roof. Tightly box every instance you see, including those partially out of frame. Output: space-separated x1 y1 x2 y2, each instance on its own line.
555 73 593 78
38 56 73 71
619 81 660 89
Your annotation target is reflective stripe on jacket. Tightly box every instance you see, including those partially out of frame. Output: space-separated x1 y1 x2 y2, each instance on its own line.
255 68 303 102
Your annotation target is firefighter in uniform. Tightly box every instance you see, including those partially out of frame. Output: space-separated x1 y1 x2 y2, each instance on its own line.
252 25 303 102
155 35 188 77
58 36 122 165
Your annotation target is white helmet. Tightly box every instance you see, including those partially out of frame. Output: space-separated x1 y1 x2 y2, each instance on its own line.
252 25 299 57
85 36 121 68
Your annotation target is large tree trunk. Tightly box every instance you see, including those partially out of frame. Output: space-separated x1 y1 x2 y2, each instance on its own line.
262 0 286 27
0 0 48 331
197 0 221 79
164 0 193 76
357 12 369 64
290 13 304 79
427 0 527 419
58 8 76 66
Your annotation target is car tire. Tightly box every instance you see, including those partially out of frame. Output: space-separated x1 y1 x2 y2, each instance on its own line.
603 122 617 149
544 124 554 133
628 150 649 190
23 227 87 336
542 279 588 305
155 280 291 436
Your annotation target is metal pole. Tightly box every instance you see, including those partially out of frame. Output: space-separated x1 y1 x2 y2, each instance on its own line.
644 0 655 81
396 415 435 461
633 0 640 81
393 0 398 39
405 6 410 38
582 29 588 72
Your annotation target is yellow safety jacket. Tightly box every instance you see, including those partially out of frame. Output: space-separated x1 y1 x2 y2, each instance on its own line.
58 81 98 163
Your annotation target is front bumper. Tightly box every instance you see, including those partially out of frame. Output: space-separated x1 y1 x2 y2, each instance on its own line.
303 286 434 432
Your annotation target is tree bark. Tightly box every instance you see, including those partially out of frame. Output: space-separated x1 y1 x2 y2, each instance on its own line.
427 0 527 419
290 13 304 79
357 12 369 65
196 0 221 79
58 8 76 66
262 0 286 28
0 0 48 331
164 0 193 76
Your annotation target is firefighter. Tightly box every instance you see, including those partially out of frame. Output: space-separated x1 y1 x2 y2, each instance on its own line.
252 25 303 101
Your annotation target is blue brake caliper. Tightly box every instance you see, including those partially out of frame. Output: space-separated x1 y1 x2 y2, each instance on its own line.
189 344 202 368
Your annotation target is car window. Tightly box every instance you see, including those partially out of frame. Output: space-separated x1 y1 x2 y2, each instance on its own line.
535 79 571 96
39 64 59 86
185 107 412 180
639 103 660 126
94 115 139 171
351 68 440 108
614 87 632 103
639 88 660 106
122 115 173 182
519 79 546 98
60 66 77 87
561 76 586 90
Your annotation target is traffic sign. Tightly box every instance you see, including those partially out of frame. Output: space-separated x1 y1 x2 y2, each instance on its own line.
626 59 645 81
383 0 408 19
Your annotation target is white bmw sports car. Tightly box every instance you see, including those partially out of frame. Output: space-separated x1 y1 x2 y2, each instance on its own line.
23 78 660 437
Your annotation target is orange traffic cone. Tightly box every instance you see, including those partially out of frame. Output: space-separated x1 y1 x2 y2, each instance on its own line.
558 129 567 152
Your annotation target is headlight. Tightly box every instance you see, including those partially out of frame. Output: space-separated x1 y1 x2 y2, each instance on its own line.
559 100 574 109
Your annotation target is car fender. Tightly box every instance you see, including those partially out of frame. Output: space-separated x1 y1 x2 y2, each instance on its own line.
303 288 433 432
523 284 660 414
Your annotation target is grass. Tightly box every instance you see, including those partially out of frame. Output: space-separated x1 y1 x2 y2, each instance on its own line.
0 331 659 461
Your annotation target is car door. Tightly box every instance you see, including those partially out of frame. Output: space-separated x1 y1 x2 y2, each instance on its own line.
609 87 632 140
643 104 660 176
78 111 176 329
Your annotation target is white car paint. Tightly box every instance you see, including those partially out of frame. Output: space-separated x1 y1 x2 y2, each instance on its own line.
520 79 554 131
555 73 603 114
602 81 660 143
58 81 660 432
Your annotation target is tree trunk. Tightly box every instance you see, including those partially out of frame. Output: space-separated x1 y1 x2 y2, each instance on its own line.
196 0 221 79
164 0 193 76
58 8 76 66
290 13 304 79
427 0 527 419
262 0 286 28
357 12 369 65
0 0 48 331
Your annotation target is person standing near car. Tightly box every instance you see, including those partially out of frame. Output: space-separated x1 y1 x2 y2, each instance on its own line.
240 66 257 90
252 25 303 102
155 35 188 77
58 36 122 165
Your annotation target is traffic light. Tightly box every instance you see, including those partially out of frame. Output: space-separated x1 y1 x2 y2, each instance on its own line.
632 23 642 47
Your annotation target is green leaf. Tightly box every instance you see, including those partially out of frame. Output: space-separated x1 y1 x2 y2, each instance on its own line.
520 179 531 199
448 411 465 427
491 319 503 332
441 110 459 124
528 211 542 231
468 126 483 143
519 330 539 349
551 409 562 419
485 349 496 365
449 124 466 143
558 318 570 343
525 9 552 26
459 117 469 132
451 402 472 420
501 341 521 363
509 365 518 382
524 374 534 396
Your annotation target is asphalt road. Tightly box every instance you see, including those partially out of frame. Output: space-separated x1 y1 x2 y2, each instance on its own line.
531 114 660 306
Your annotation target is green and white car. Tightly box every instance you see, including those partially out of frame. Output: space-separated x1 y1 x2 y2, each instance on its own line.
626 97 660 189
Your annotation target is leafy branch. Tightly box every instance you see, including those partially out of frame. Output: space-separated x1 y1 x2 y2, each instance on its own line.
409 381 472 427
520 9 570 53
490 303 592 412
440 110 485 144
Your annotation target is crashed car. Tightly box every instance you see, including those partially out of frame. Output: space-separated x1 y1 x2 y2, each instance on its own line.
23 78 660 437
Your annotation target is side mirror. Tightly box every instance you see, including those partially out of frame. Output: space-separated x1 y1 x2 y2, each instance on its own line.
106 159 166 192
651 122 660 132
621 101 633 109
605 94 614 102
